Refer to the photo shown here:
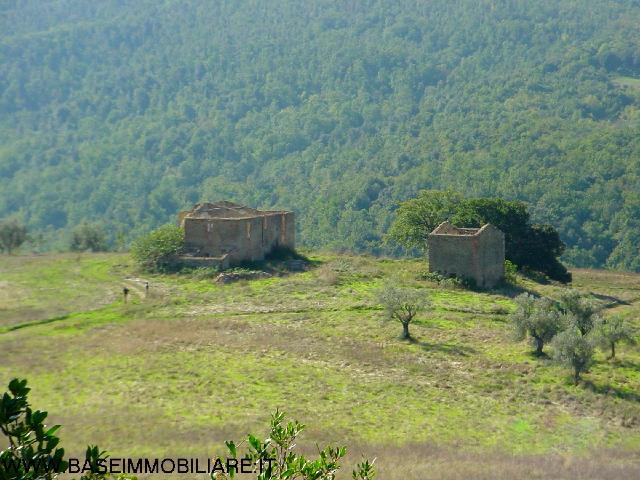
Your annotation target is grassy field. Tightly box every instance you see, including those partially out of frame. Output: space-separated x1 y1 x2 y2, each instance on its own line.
1 252 639 479
612 75 640 91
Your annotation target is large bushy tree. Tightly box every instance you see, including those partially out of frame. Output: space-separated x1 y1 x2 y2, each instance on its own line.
389 190 571 283
387 190 463 252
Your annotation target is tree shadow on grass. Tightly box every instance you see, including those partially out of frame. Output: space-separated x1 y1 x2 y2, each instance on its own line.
591 292 631 309
491 282 540 299
239 247 322 274
528 350 551 360
406 337 477 357
608 358 640 370
582 380 640 403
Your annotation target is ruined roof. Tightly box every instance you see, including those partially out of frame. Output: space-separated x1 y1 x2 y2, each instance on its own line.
182 201 288 220
430 221 497 236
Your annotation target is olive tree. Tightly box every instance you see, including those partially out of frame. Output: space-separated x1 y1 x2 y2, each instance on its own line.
552 327 595 383
558 290 600 336
510 293 564 356
377 284 430 340
595 315 637 359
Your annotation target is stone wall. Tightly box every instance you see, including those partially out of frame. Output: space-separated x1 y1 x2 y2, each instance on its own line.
183 211 295 264
176 255 230 270
476 225 505 287
427 223 504 288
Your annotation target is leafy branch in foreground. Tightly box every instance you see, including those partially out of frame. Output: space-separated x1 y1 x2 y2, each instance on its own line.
0 378 135 480
0 378 67 480
212 409 375 480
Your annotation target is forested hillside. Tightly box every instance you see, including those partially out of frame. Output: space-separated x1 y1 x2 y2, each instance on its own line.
1 0 639 270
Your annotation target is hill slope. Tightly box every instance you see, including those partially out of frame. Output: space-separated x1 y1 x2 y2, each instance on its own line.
1 0 640 269
1 253 639 479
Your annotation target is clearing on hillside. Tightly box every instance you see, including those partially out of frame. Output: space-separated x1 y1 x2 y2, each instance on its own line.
1 253 639 479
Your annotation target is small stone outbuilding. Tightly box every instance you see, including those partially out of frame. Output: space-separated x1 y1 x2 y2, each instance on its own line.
427 221 505 288
178 201 295 267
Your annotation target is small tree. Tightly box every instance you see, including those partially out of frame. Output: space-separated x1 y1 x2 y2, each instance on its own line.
558 290 600 336
131 224 184 272
213 409 375 480
0 219 27 254
70 222 109 252
595 315 637 359
552 327 595 383
510 293 564 355
377 284 430 340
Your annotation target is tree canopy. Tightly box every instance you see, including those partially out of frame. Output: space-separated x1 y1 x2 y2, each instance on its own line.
389 190 571 282
1 1 640 270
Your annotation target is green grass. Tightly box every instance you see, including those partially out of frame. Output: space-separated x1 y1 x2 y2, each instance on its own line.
613 75 640 90
0 253 132 327
1 253 639 478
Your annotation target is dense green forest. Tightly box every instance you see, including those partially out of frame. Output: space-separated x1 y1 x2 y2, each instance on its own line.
1 0 639 270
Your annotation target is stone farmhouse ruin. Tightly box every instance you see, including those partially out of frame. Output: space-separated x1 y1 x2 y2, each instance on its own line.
177 201 295 268
427 221 505 288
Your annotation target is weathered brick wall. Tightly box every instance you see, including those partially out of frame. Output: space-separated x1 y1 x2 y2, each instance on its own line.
183 211 295 264
428 235 480 282
427 224 504 288
281 212 295 249
476 225 505 288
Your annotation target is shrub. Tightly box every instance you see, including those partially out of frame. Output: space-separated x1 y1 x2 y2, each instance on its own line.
131 225 184 272
552 327 595 383
504 260 518 284
417 270 477 289
187 266 222 280
213 409 375 480
418 270 461 288
70 222 109 252
0 219 27 254
510 293 565 355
